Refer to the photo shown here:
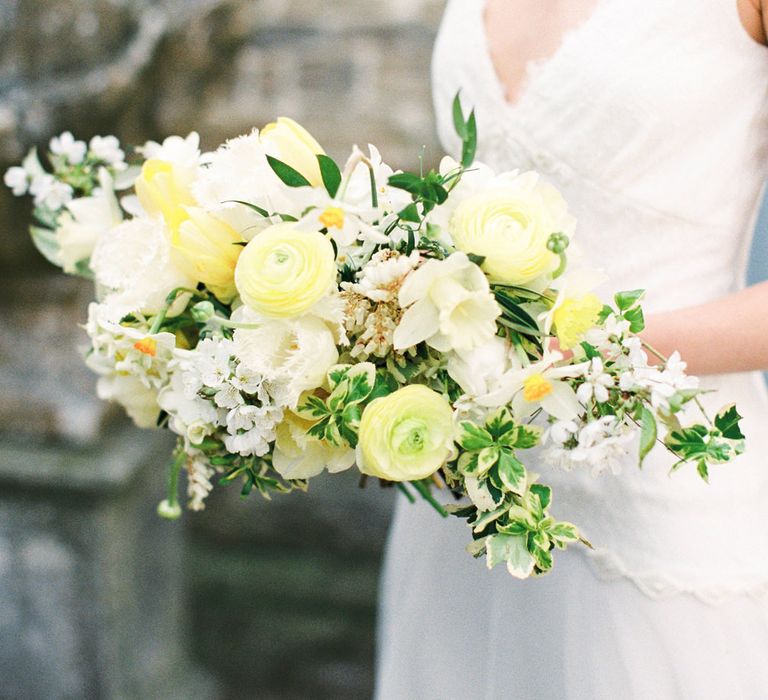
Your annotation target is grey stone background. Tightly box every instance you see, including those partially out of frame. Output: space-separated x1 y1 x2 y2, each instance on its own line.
0 1 446 698
2 2 767 699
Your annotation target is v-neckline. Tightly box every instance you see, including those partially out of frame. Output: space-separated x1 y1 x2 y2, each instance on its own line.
478 0 609 112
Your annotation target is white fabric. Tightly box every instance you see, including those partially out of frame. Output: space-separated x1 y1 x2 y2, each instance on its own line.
376 1 768 697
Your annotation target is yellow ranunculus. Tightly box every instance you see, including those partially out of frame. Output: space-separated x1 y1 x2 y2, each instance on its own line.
448 172 572 285
234 222 337 318
261 117 325 187
174 208 243 302
552 293 602 350
135 159 195 232
357 385 455 482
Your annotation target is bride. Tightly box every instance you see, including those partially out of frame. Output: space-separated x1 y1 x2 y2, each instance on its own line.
375 1 768 698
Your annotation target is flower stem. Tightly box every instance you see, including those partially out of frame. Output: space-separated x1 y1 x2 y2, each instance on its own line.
149 287 196 334
411 479 448 518
396 482 416 503
157 449 185 520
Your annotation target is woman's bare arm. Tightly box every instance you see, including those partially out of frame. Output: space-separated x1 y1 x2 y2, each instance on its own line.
642 280 768 375
738 0 768 44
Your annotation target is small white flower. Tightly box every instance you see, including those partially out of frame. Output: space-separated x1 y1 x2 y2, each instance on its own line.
29 174 73 210
544 415 633 476
50 131 87 164
343 250 420 303
213 383 243 409
89 135 126 168
576 357 613 404
4 166 29 196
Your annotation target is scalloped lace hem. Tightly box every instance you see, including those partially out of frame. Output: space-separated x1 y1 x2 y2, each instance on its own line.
582 549 768 604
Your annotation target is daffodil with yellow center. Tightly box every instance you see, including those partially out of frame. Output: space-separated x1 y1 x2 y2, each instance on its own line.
552 293 602 350
319 206 345 230
505 352 589 422
133 337 158 357
261 117 326 187
234 222 337 318
135 159 196 232
522 373 553 403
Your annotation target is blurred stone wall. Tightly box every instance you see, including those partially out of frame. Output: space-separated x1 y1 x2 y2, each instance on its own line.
0 1 446 698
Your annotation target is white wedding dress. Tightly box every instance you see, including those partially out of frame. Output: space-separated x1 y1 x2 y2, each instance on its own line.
375 1 768 698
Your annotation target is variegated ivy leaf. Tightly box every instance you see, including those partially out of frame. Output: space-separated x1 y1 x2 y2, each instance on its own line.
464 475 501 512
714 404 745 441
547 521 580 548
458 422 494 451
498 423 543 450
485 408 516 439
477 446 500 475
485 533 535 579
496 449 526 495
472 504 508 533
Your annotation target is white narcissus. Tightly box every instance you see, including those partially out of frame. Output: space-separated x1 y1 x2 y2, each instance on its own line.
56 169 123 274
393 252 500 354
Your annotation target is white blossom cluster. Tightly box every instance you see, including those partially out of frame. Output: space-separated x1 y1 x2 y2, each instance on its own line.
158 337 285 458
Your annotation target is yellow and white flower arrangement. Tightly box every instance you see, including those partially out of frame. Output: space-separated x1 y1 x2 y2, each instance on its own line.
5 96 745 579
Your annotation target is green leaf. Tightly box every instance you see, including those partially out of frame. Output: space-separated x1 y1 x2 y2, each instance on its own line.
614 289 645 311
225 200 270 217
638 406 657 467
485 534 535 578
266 155 311 188
500 424 543 450
714 404 745 441
548 521 580 546
580 341 600 360
317 154 342 198
461 109 477 168
486 408 515 439
472 505 508 534
529 483 552 511
388 172 423 194
398 202 421 223
452 92 467 140
477 446 500 474
623 306 645 333
458 422 494 450
696 459 710 483
497 449 526 495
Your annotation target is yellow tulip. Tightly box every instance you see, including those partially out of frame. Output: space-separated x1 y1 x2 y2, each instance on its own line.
135 159 195 232
261 117 325 187
175 208 244 302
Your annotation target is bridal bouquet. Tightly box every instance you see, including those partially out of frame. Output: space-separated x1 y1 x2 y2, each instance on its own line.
6 97 744 578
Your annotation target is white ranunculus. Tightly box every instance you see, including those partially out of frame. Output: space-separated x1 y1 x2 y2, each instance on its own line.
90 216 195 313
233 309 339 407
57 169 123 273
393 252 499 353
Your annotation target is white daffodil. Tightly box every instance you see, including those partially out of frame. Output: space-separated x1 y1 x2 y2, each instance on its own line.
393 252 500 354
500 351 588 422
56 169 123 273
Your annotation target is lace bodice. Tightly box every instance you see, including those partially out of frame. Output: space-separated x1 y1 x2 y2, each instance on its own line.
432 0 768 601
